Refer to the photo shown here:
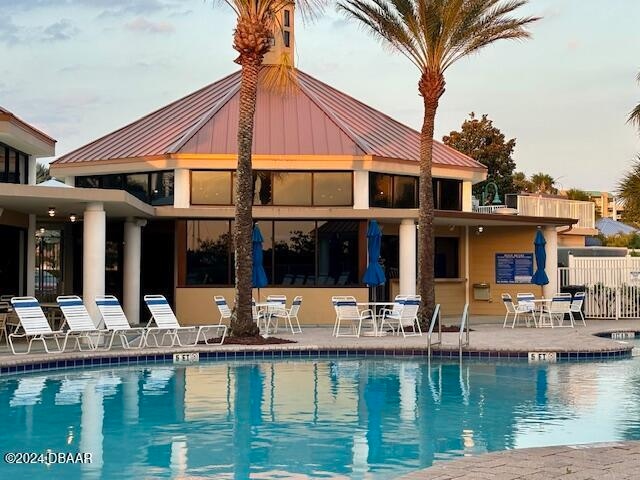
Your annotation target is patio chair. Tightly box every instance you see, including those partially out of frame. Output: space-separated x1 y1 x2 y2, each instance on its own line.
514 293 537 328
540 293 573 328
0 301 9 346
380 295 422 337
333 297 374 337
144 294 227 346
95 295 147 349
331 296 351 336
570 292 587 326
9 297 68 355
379 296 405 334
57 295 110 351
214 295 232 325
263 295 288 333
269 295 303 334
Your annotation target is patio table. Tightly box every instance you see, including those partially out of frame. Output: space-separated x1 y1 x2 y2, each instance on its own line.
356 302 395 336
255 302 285 336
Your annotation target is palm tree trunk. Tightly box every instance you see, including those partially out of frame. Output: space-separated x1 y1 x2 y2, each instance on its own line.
232 61 261 337
417 71 445 328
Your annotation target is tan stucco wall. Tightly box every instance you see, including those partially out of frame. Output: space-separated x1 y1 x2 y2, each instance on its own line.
389 278 466 317
558 234 586 247
0 209 28 229
468 226 544 315
176 286 369 326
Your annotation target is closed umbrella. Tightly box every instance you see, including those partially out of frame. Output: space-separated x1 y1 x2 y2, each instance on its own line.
252 224 268 291
362 220 386 300
531 229 549 286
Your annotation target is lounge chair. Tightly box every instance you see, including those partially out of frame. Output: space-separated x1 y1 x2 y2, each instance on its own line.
380 295 422 337
57 295 110 351
9 297 68 354
333 297 373 337
95 295 147 349
144 294 227 346
570 291 587 326
214 295 232 325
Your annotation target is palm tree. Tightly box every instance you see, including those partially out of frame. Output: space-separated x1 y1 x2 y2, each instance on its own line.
223 0 322 336
338 0 539 324
36 163 50 184
530 172 557 194
618 157 640 227
629 72 640 131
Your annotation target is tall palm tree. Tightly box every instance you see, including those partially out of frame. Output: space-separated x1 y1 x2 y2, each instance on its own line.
224 0 321 336
338 0 539 324
618 156 640 227
530 172 557 194
629 72 640 131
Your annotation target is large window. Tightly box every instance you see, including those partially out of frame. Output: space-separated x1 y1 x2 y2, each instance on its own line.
434 237 459 278
192 170 353 206
0 142 28 184
183 220 360 286
369 173 462 210
75 171 174 205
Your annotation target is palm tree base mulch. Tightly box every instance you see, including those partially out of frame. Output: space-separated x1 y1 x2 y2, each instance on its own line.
199 336 297 345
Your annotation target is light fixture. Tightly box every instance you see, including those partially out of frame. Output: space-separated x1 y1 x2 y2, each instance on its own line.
39 227 45 234
477 226 484 234
69 213 77 223
48 207 56 217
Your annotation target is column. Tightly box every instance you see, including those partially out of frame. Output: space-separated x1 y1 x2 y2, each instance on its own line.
83 203 106 326
353 170 369 210
542 226 558 298
80 381 104 479
124 218 145 325
26 215 36 296
174 168 190 208
27 156 36 185
399 219 416 295
64 176 75 187
462 181 473 212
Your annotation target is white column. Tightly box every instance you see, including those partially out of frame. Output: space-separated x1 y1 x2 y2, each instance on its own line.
27 156 37 185
353 170 369 209
64 176 75 187
83 203 105 326
124 218 145 325
462 181 473 212
174 168 190 208
26 215 36 296
80 381 104 479
542 226 558 298
399 219 417 295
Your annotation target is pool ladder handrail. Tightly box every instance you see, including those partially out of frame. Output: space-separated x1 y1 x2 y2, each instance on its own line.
427 304 442 357
459 303 470 358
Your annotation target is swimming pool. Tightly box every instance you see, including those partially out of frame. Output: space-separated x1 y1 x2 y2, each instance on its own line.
2 356 640 479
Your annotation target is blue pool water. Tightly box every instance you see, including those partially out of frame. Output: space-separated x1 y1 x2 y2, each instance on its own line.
2 356 640 479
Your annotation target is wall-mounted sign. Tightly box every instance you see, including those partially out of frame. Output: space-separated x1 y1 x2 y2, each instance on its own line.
495 253 533 284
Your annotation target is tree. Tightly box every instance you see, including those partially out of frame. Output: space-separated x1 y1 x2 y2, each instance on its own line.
443 112 516 197
565 188 590 201
36 163 50 184
629 72 640 131
512 171 531 193
338 0 538 325
618 157 640 226
529 172 557 194
222 0 322 336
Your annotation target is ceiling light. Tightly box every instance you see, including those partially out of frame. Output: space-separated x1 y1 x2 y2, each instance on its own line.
48 207 56 217
69 214 77 223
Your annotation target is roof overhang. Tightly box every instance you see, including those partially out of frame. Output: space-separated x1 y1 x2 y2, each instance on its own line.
0 112 56 157
0 184 153 219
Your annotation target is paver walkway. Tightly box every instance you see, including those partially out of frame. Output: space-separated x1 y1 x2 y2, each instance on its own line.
399 441 640 480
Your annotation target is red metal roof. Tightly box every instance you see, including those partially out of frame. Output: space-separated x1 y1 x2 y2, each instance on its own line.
0 105 57 144
54 68 484 170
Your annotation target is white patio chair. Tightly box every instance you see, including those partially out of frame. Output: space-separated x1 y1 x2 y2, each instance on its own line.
9 297 67 354
380 295 422 337
144 294 227 346
57 295 110 351
380 295 405 333
570 291 587 326
262 295 288 334
95 295 147 349
286 296 303 334
333 297 374 337
501 294 517 328
331 296 352 336
540 293 573 328
514 293 537 328
0 301 9 346
214 295 232 325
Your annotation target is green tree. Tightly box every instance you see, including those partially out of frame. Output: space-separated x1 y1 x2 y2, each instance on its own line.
338 0 538 324
618 157 640 226
512 171 531 193
443 112 517 197
36 163 50 183
530 172 557 194
565 188 590 201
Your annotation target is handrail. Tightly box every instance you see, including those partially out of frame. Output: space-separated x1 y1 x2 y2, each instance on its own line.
459 303 470 357
427 304 442 357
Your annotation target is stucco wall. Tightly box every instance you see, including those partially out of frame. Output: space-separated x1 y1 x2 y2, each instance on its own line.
0 209 28 229
176 286 369 326
389 278 466 317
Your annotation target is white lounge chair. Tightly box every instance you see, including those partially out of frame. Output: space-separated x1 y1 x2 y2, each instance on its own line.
144 294 227 346
214 296 232 325
570 291 587 326
333 297 374 337
95 295 147 349
9 297 68 354
57 295 109 351
380 295 422 337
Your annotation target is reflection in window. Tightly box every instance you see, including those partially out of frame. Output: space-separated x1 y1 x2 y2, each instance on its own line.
76 176 101 188
274 221 316 284
0 142 29 185
437 179 462 211
394 176 417 208
186 221 231 285
435 237 459 278
103 174 124 190
370 173 392 207
317 221 358 285
191 171 232 205
313 172 352 206
151 171 174 206
273 173 312 205
126 174 149 202
7 149 18 183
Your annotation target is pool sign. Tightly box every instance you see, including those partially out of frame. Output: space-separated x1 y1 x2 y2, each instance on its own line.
495 253 534 284
173 352 200 363
528 352 557 363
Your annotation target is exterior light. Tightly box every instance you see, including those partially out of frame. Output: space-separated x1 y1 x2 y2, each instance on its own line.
477 226 484 234
39 228 45 234
70 214 77 223
48 207 56 217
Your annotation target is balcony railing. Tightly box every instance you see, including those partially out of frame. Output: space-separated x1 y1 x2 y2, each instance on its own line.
472 194 595 229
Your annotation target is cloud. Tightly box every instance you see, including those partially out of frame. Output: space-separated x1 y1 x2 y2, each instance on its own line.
42 19 80 41
124 17 175 34
0 16 21 45
567 39 580 51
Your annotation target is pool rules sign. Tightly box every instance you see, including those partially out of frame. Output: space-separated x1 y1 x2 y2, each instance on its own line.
495 253 534 284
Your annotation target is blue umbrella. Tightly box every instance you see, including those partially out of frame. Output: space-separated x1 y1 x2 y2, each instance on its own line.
252 224 268 288
362 220 386 287
531 230 549 286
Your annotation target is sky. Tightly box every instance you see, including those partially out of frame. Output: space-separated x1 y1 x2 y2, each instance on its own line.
0 0 638 192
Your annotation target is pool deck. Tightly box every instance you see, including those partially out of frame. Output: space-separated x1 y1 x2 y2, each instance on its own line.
398 441 640 480
0 316 637 371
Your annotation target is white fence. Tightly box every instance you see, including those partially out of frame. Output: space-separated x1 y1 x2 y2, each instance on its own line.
558 256 640 319
515 196 595 229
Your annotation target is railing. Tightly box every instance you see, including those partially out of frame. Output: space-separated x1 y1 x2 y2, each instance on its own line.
459 303 470 357
427 304 442 357
472 195 595 229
